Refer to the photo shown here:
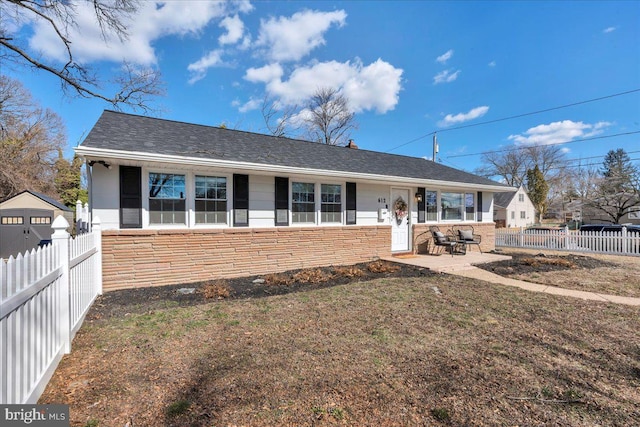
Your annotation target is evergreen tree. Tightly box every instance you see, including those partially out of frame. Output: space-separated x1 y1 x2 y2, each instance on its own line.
526 165 549 223
54 151 88 207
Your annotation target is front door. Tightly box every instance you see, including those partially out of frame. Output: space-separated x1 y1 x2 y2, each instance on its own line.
391 188 410 252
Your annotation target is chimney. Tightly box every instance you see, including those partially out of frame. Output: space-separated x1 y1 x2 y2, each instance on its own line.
346 139 358 149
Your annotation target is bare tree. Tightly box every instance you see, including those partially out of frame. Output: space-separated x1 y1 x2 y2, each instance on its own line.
476 148 529 187
583 149 640 224
0 0 163 111
303 87 357 146
0 76 65 200
261 95 298 137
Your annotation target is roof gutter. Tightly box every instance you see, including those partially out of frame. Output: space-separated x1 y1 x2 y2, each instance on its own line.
75 146 515 193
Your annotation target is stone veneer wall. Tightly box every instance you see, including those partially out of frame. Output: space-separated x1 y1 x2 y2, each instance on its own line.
101 226 392 291
412 222 496 254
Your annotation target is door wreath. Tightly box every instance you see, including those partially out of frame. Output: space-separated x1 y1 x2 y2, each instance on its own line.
394 197 408 223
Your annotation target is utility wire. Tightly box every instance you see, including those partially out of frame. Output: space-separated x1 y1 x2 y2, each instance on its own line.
385 88 640 153
447 131 640 159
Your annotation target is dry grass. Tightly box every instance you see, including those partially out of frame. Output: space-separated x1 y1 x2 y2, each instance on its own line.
200 280 231 300
41 274 640 426
520 257 577 268
500 249 640 298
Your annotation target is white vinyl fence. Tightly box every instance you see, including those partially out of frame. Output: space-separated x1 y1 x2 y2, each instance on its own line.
496 227 640 256
0 216 102 404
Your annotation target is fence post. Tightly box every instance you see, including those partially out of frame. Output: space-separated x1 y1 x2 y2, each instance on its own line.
92 216 103 295
75 200 83 235
622 226 628 254
83 203 90 232
51 215 71 354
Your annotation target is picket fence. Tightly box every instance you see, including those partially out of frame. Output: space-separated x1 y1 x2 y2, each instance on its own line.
0 216 102 404
496 227 640 256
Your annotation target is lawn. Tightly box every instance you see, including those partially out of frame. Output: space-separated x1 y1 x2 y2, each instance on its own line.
40 263 640 427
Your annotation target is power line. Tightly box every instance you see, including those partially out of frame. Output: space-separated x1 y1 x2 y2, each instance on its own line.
385 88 640 153
446 131 640 159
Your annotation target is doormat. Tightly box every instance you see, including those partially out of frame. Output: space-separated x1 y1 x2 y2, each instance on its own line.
393 254 418 259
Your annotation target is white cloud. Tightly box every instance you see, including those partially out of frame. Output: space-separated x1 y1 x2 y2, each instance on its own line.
438 106 489 127
488 60 496 67
255 9 347 62
436 49 454 64
433 69 461 84
244 63 284 83
187 50 225 84
238 97 262 113
243 59 403 114
508 120 612 145
603 26 617 34
26 1 245 65
219 14 244 45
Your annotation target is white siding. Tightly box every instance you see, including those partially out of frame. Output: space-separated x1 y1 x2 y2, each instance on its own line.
91 166 120 230
249 175 274 228
356 183 393 226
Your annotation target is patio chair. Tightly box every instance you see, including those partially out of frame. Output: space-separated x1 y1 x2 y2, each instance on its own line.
429 226 457 256
452 225 482 253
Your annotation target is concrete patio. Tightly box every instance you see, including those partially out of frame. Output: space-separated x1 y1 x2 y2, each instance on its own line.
384 250 512 273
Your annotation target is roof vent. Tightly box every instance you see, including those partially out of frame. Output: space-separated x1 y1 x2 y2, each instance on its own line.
346 139 358 149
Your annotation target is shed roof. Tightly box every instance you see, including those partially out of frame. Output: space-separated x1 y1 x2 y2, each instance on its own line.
78 110 512 190
0 190 72 211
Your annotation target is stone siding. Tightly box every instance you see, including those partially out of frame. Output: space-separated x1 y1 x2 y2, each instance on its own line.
102 226 392 291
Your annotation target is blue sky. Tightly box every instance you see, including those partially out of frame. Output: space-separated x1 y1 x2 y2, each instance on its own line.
5 0 640 176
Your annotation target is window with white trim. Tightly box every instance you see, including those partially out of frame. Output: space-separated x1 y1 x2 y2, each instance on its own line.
426 191 438 221
149 173 186 224
321 184 341 223
520 211 526 219
518 193 524 202
292 182 315 223
465 193 475 221
511 211 515 219
441 192 464 221
195 175 227 224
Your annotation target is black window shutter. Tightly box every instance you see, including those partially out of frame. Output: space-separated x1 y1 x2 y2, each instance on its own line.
119 166 142 229
233 174 249 226
417 187 426 223
346 182 357 225
275 177 289 226
477 192 483 222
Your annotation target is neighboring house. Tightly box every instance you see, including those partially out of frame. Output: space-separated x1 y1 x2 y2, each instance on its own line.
0 190 73 259
493 185 535 228
579 202 640 226
76 110 514 290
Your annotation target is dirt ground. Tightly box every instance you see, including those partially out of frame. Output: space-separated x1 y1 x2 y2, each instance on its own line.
39 258 640 426
481 249 640 298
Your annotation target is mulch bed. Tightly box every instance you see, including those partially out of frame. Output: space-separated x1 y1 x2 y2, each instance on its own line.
88 260 434 321
477 252 616 276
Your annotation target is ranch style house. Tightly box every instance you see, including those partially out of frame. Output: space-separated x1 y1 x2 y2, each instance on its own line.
76 110 514 291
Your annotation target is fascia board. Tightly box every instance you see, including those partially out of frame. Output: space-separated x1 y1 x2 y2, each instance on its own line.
75 146 515 193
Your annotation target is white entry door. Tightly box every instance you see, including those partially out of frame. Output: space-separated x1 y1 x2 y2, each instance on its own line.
391 188 410 252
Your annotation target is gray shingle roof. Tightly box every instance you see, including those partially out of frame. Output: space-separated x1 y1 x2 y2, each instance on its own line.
80 110 511 189
493 191 516 208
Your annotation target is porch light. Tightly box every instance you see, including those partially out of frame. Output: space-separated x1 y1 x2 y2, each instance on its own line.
415 192 423 203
